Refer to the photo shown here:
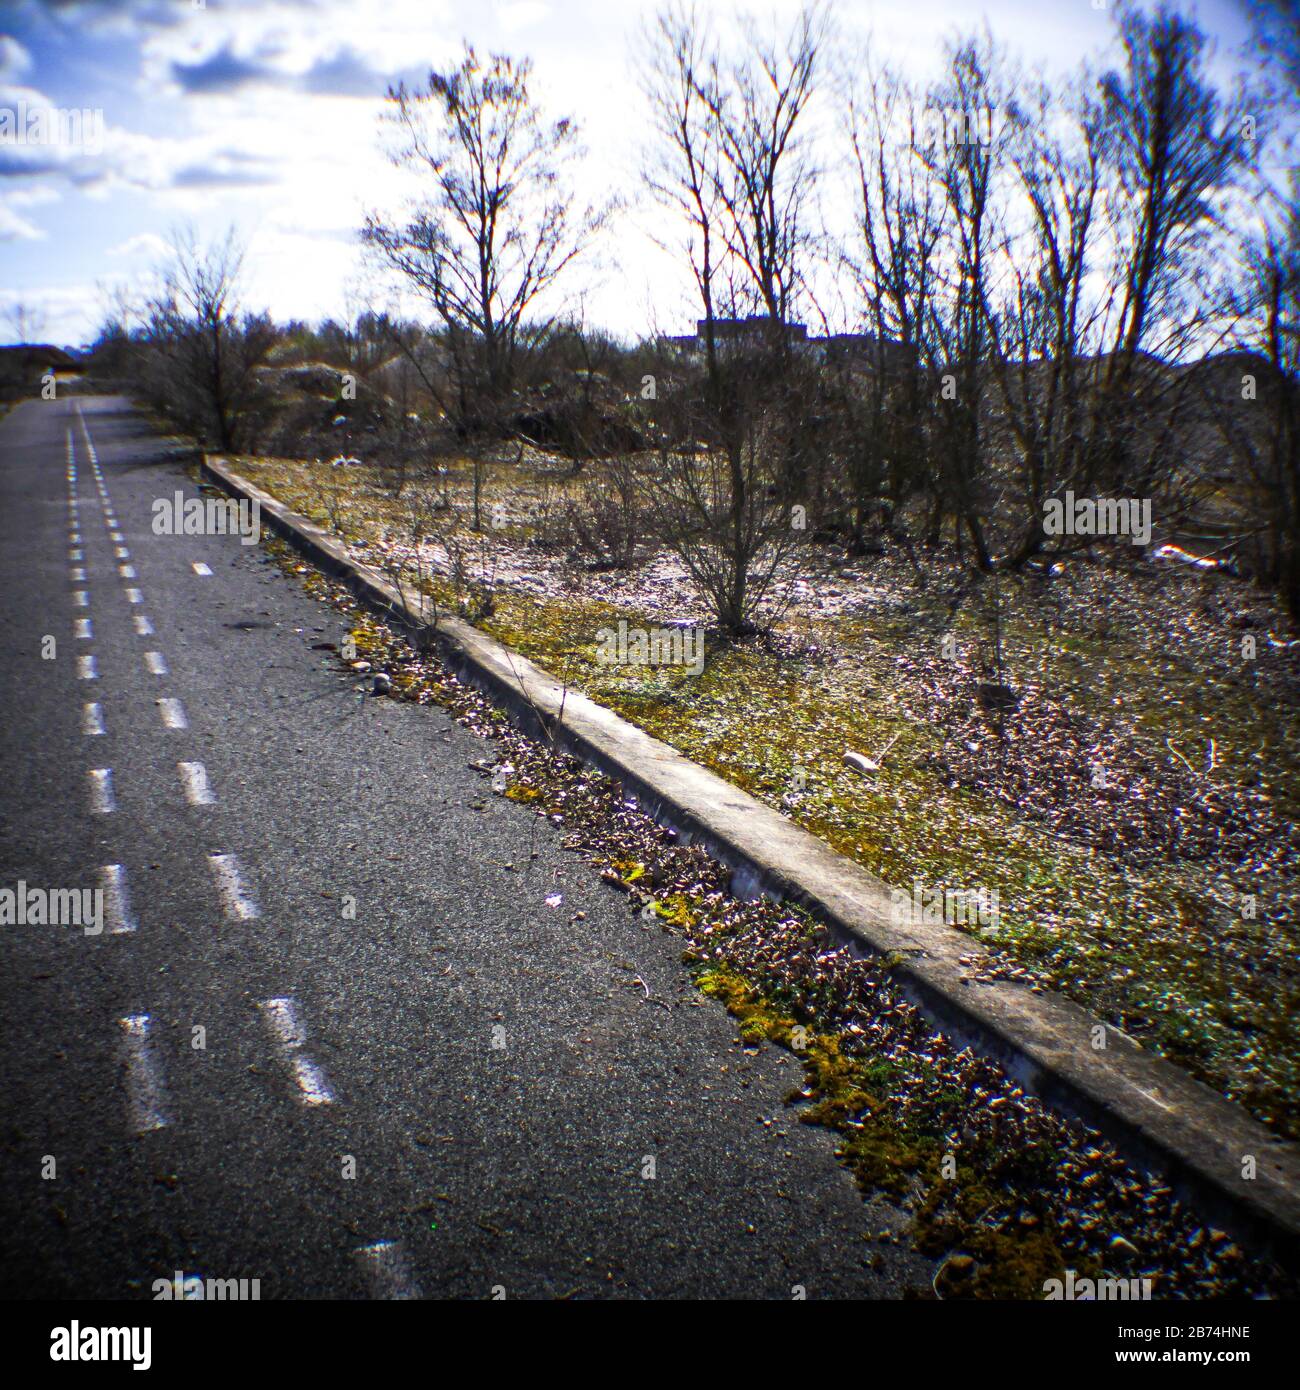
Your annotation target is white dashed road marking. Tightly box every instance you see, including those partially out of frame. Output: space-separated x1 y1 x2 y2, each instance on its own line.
144 651 168 676
206 853 259 920
88 768 115 814
192 562 213 576
126 588 143 604
118 1014 168 1132
72 590 88 608
178 761 215 806
159 697 188 730
100 864 137 934
258 998 335 1106
83 702 105 736
134 614 154 636
76 654 96 681
74 618 91 639
353 1242 421 1300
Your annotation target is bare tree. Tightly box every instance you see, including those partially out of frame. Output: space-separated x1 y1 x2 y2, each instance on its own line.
924 32 1017 569
142 226 276 452
2 300 48 346
702 3 826 346
1084 1 1244 498
984 72 1107 564
1202 0 1299 614
364 44 605 436
646 370 801 633
639 3 820 630
843 57 947 547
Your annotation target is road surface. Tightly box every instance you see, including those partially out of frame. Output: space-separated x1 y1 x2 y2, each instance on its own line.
0 394 925 1299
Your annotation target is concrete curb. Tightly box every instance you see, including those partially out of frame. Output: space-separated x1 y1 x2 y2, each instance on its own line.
203 454 1300 1268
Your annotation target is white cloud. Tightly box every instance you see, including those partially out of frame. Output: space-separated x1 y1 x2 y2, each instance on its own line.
0 36 33 82
0 202 44 240
498 2 551 35
106 230 167 258
5 183 59 208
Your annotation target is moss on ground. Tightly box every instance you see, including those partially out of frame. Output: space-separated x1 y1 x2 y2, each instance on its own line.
243 457 1300 1138
692 962 1080 1298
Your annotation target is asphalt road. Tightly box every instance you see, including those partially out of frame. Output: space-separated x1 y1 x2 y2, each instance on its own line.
0 394 927 1300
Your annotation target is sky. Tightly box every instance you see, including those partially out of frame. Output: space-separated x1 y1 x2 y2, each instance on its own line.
0 0 1265 348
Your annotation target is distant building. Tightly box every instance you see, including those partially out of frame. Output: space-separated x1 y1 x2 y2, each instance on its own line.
658 318 910 367
657 315 808 353
697 315 808 346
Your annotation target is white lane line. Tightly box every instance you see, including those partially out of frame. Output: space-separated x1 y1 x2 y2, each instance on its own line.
88 768 115 814
70 567 86 582
258 998 335 1106
68 532 81 545
206 853 259 920
114 546 130 560
74 618 92 639
177 761 215 806
134 614 154 636
76 654 96 681
76 406 99 467
158 697 188 730
83 702 106 736
110 531 124 543
118 1014 168 1133
192 561 213 577
119 564 136 579
144 651 168 676
125 588 143 604
353 1242 421 1300
101 864 137 934
72 590 88 608
69 548 83 562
